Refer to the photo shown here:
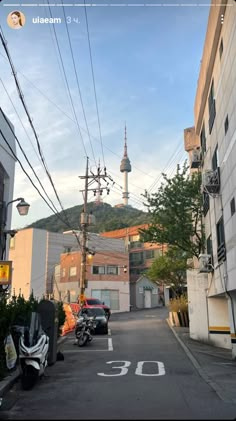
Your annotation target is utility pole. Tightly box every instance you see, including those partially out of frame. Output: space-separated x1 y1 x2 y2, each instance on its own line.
78 158 114 306
79 157 89 306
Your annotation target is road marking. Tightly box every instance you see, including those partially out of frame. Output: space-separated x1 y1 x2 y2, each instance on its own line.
97 360 166 377
63 349 113 353
135 361 165 376
108 338 113 351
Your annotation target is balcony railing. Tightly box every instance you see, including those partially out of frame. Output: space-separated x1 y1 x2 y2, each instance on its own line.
217 242 226 262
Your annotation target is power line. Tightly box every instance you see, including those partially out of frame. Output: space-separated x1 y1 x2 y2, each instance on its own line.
83 0 105 167
60 0 97 167
46 0 89 160
0 27 72 229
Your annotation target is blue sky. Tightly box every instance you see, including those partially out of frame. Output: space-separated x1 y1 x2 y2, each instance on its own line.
0 1 210 228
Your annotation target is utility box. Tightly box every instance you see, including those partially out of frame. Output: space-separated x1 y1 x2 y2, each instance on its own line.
38 300 58 366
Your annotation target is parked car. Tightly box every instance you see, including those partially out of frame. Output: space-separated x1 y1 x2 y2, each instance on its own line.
82 297 111 320
78 307 108 334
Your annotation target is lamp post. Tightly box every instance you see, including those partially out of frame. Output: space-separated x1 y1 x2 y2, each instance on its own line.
0 197 30 260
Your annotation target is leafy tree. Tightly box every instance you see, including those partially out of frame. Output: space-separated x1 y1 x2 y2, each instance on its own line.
140 161 205 258
147 247 192 297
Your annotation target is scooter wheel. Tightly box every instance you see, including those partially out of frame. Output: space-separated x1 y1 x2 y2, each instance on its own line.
21 365 38 390
78 335 88 347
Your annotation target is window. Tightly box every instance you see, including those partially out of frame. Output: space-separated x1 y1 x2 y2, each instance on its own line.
92 289 119 310
219 38 223 59
92 265 105 275
224 115 229 134
107 265 118 275
208 80 216 134
139 287 143 294
145 249 154 259
203 191 210 216
130 252 144 265
200 123 206 155
69 266 77 277
216 217 226 262
230 197 235 216
61 268 66 277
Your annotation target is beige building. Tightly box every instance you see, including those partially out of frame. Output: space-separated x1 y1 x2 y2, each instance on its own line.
9 228 78 299
184 0 236 358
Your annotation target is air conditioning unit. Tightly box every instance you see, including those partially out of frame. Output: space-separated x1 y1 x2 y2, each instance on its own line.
202 169 220 194
190 148 201 168
198 254 213 273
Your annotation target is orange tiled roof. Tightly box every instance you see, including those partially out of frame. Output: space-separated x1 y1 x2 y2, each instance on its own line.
100 224 150 239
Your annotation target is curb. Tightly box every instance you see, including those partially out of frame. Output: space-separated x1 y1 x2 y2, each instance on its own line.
166 318 236 404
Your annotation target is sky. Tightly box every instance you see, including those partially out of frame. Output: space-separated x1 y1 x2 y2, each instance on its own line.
0 0 211 229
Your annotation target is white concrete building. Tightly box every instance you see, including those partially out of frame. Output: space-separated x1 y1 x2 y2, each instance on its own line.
0 109 16 260
184 0 236 358
9 228 79 299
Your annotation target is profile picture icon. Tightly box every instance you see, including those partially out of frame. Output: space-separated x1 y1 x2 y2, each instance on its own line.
7 11 26 29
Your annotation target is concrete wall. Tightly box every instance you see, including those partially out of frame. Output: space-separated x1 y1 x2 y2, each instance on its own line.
187 269 209 342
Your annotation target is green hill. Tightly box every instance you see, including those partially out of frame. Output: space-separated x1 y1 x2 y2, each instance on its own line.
27 202 151 233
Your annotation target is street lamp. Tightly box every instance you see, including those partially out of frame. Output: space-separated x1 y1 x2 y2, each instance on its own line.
0 197 30 260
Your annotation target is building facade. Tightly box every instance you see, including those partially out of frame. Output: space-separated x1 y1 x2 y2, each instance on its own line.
54 233 130 313
184 0 236 357
100 224 167 308
9 228 78 299
0 109 16 260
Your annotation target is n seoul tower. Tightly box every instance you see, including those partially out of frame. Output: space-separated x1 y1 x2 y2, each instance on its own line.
120 126 132 206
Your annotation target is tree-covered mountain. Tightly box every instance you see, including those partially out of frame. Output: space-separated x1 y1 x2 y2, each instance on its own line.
27 202 151 233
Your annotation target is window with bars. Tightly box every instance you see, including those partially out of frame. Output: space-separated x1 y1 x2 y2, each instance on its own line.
216 217 226 262
92 266 106 275
107 266 118 275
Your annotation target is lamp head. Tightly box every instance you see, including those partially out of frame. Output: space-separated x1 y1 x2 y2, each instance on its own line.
16 198 30 216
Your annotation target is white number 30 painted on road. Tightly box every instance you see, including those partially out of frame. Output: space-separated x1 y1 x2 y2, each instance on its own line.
97 361 165 377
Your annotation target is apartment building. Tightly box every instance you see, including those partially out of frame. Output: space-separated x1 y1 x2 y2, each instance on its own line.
184 0 236 358
9 228 78 299
0 109 16 261
54 233 130 313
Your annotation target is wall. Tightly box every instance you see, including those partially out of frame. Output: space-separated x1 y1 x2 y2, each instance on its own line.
187 269 209 342
9 229 34 298
0 109 16 260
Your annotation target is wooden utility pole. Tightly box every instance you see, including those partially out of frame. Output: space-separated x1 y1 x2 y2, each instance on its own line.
78 158 113 306
79 157 89 306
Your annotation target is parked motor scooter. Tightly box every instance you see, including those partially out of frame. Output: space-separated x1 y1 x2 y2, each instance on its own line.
19 311 49 390
75 313 96 347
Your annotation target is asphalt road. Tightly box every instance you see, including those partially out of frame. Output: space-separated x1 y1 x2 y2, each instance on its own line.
2 307 236 420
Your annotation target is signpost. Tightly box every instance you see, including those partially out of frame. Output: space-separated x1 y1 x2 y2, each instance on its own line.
0 260 12 285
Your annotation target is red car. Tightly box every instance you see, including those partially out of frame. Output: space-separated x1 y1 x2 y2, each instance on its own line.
82 298 111 320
